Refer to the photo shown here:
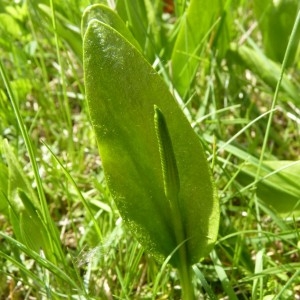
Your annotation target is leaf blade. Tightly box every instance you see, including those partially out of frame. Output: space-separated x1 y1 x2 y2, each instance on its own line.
83 14 219 265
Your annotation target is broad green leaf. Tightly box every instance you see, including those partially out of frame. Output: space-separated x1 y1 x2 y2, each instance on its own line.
238 160 300 217
83 8 219 266
170 0 224 99
254 0 300 67
228 44 299 103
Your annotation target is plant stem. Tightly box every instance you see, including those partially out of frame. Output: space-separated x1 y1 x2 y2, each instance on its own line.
178 261 195 300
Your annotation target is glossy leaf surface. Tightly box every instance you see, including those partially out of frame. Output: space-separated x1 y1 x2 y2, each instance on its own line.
83 5 219 266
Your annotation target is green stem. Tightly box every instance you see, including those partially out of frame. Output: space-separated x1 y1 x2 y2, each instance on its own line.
178 262 195 300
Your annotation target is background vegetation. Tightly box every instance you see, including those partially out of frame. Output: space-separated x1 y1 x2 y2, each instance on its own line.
0 0 299 299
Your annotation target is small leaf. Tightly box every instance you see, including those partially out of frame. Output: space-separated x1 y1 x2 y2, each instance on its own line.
83 6 219 266
1 139 40 210
154 105 180 201
0 12 22 38
18 191 53 255
154 106 186 261
1 139 56 259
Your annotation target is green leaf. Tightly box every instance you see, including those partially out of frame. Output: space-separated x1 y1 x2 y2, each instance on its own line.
1 139 40 211
254 0 300 67
18 191 53 255
170 0 224 99
228 44 299 103
83 7 219 266
154 106 180 202
82 4 141 53
0 12 22 38
154 106 185 256
115 0 161 61
238 160 300 217
1 139 57 259
0 161 8 216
